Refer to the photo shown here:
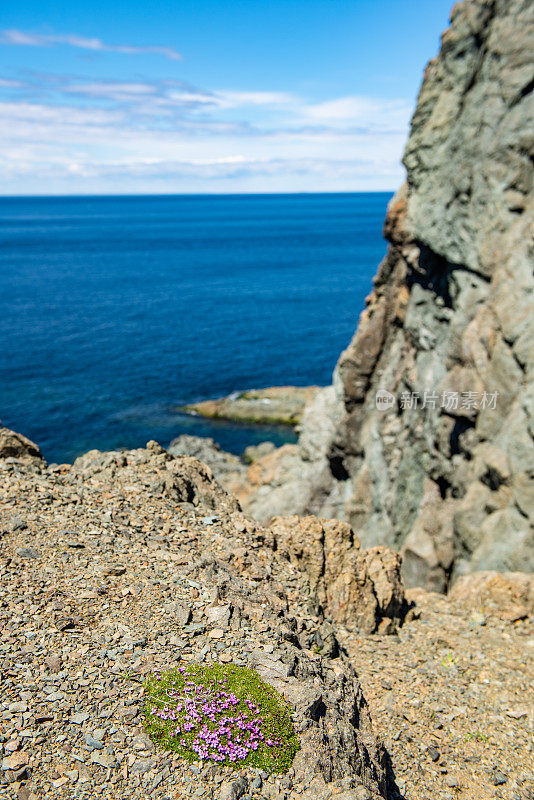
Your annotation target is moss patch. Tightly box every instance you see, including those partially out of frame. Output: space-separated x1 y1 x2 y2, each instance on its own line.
142 663 299 772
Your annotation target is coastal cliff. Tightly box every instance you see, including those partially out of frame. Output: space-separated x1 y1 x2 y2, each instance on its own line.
233 0 534 590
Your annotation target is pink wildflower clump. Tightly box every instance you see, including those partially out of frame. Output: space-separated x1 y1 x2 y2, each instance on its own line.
143 664 291 768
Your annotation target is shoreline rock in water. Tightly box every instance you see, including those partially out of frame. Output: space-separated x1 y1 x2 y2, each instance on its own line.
179 386 322 426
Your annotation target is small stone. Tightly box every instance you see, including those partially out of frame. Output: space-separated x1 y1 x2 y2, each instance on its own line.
206 604 231 627
16 547 40 559
102 563 126 576
1 751 29 771
70 712 90 724
8 701 27 714
427 746 440 762
90 751 111 767
208 628 225 639
9 517 27 531
220 778 248 800
130 759 155 774
44 655 62 673
84 734 105 751
492 771 507 786
445 776 460 788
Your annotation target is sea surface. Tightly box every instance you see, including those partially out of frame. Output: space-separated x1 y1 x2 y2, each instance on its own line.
0 193 391 463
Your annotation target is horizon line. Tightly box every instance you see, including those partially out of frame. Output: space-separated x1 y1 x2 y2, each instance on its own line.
0 189 396 199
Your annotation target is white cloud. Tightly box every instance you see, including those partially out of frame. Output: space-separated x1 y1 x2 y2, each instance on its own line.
301 95 412 134
0 28 182 60
0 71 410 193
213 90 297 108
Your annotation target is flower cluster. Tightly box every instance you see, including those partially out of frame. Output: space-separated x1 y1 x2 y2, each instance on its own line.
143 664 289 768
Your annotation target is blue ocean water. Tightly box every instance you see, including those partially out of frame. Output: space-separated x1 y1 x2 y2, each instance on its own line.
0 193 391 464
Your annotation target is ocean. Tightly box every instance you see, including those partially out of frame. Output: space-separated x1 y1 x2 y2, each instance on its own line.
0 193 391 464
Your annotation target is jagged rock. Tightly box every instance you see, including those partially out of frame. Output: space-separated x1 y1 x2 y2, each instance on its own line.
269 516 407 633
224 0 534 587
449 571 534 621
0 426 44 461
166 455 240 513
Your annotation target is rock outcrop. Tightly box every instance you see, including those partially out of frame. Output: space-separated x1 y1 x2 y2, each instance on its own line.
168 434 246 481
230 0 534 590
181 386 321 426
0 427 404 798
268 516 408 634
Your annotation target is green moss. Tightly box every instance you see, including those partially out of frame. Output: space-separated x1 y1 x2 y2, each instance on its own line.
141 663 299 772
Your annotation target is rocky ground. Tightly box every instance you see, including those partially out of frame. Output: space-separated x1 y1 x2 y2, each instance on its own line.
180 387 321 427
0 428 533 800
345 589 534 800
0 430 393 800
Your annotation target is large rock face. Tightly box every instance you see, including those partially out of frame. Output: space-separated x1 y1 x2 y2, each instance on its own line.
235 0 534 590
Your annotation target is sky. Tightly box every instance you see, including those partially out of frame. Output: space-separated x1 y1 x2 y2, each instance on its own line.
0 0 454 195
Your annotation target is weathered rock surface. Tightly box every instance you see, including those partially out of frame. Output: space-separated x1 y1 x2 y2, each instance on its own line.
0 425 44 462
3 427 532 799
229 0 534 589
167 434 246 481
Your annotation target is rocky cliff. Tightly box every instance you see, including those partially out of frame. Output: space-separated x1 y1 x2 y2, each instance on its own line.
233 0 534 591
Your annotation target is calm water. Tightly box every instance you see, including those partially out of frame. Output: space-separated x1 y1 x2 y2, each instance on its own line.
0 193 391 463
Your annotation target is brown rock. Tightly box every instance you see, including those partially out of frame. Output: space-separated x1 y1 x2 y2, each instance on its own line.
2 751 29 771
449 571 534 621
270 515 407 633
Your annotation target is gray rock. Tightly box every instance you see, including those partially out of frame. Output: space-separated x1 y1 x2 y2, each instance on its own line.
84 735 105 751
167 435 245 482
16 547 40 559
70 712 90 724
220 778 248 800
218 0 534 587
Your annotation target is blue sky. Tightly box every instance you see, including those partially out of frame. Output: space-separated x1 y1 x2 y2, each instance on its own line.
1 0 454 194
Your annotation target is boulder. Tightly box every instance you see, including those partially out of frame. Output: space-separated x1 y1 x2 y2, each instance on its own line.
0 426 43 461
167 434 245 481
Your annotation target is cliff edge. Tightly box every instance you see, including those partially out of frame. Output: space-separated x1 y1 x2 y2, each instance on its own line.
232 0 534 591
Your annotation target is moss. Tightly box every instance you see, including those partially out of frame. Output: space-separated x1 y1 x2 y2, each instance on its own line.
141 663 299 772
